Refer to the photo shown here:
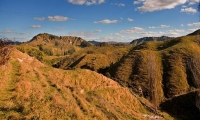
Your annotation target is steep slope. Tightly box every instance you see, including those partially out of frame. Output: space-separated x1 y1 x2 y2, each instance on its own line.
0 48 172 119
107 31 200 119
56 45 131 72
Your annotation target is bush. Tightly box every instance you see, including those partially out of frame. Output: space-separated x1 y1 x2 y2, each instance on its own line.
27 48 44 61
0 40 12 65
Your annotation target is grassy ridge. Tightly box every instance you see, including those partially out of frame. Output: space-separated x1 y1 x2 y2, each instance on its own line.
106 35 200 119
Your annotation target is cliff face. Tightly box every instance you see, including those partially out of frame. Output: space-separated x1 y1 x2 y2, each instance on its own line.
107 34 200 119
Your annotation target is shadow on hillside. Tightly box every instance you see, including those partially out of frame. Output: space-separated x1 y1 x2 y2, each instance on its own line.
68 55 86 69
160 91 200 120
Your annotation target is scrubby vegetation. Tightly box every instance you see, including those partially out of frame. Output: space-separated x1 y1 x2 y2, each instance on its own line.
0 40 12 65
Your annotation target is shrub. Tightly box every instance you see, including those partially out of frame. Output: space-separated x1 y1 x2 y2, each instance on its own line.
27 48 44 61
0 40 12 65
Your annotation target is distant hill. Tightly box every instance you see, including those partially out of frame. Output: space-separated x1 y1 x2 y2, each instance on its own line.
88 40 101 45
15 33 92 65
28 33 92 48
88 40 129 46
0 46 174 119
130 36 173 45
106 30 200 119
0 38 21 45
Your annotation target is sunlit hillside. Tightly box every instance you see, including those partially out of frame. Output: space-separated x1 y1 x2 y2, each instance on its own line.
106 30 200 119
0 45 174 119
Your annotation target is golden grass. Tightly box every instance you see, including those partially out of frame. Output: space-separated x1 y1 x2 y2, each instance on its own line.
0 49 170 119
107 35 200 109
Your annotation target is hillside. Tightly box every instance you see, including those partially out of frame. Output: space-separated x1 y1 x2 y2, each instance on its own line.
88 40 129 46
0 46 174 119
130 36 173 45
15 33 92 65
56 45 132 72
28 33 92 48
106 30 200 119
19 33 92 56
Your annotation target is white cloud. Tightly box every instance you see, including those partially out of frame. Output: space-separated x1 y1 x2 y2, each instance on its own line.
127 18 134 22
136 0 187 12
168 29 185 33
120 27 145 34
31 25 41 28
68 30 102 38
164 29 185 36
134 0 145 4
1 30 29 35
149 24 170 29
94 19 118 24
34 17 45 21
68 0 105 5
160 24 170 28
188 28 199 32
48 16 68 21
149 26 158 29
110 33 124 37
54 27 66 31
180 24 184 27
188 22 200 26
188 0 199 5
111 3 125 7
180 7 197 13
1 30 16 34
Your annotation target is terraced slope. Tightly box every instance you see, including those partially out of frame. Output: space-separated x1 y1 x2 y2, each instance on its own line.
0 49 173 119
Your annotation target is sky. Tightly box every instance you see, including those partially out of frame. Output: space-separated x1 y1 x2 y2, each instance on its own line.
0 0 200 42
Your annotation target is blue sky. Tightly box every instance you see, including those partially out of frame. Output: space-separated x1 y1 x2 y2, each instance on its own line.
0 0 199 42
